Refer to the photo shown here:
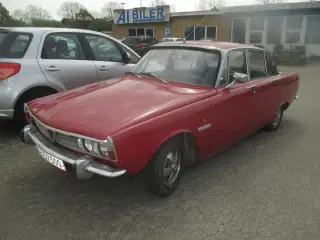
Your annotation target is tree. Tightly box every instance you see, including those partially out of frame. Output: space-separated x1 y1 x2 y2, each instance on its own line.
58 2 86 19
90 10 101 19
0 2 10 24
256 0 284 3
170 4 176 12
150 0 167 7
12 5 51 24
75 8 94 20
88 19 112 32
101 1 122 19
32 19 64 27
196 0 224 10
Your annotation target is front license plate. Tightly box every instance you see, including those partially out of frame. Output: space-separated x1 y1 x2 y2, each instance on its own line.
36 146 66 171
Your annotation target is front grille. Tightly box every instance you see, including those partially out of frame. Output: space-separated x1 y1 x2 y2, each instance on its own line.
55 133 79 150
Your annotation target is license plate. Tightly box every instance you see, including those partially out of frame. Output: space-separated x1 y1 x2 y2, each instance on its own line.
36 146 66 171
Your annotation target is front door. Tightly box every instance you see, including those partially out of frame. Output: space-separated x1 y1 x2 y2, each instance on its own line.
37 32 98 90
206 49 259 155
82 34 135 81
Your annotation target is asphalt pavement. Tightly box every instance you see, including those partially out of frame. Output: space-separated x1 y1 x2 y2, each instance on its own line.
1 64 320 240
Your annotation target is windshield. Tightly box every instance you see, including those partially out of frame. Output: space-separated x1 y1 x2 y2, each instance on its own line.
133 48 221 86
0 32 7 43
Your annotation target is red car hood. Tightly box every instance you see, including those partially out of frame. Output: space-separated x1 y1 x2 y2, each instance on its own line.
28 77 217 139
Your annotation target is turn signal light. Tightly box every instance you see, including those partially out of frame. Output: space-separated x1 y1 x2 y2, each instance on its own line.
0 62 21 81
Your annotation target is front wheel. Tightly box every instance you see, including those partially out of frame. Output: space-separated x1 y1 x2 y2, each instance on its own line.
146 138 184 198
264 105 284 131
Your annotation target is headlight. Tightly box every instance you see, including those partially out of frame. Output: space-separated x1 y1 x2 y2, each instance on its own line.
98 137 117 161
84 139 94 152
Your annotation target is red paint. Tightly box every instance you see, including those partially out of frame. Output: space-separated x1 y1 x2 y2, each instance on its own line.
27 56 299 175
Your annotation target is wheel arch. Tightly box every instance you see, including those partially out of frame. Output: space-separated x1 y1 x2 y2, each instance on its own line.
13 84 60 108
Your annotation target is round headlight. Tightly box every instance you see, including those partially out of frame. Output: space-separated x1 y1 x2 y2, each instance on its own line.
98 142 108 157
77 138 84 149
84 139 94 152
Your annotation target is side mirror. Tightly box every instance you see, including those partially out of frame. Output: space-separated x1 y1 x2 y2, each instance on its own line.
233 72 249 83
225 72 249 89
123 52 131 64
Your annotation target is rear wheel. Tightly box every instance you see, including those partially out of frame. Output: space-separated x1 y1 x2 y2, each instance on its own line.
146 138 184 198
264 105 284 131
14 88 56 129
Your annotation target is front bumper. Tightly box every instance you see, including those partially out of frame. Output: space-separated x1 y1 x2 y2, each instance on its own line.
21 125 126 179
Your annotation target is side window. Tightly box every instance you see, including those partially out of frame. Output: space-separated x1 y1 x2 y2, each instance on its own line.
41 33 85 60
84 34 122 62
248 50 267 79
265 51 278 76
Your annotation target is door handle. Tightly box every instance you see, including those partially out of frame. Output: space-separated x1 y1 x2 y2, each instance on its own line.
45 66 60 72
98 66 108 71
246 85 257 94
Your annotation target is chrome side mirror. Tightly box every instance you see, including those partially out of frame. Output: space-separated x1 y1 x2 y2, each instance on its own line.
225 72 249 88
234 72 249 83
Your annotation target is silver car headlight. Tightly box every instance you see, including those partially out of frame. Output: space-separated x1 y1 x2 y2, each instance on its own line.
98 136 117 161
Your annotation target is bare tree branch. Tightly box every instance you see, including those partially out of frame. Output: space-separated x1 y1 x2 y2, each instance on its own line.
101 1 122 19
12 5 51 23
196 0 225 10
150 0 167 7
256 0 285 4
58 2 86 19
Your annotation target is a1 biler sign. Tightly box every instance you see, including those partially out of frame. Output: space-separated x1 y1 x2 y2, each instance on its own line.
114 5 170 24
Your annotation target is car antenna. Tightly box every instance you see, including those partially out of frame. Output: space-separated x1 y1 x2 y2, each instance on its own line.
183 13 210 43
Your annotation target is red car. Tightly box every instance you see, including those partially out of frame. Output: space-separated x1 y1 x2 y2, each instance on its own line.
21 41 299 197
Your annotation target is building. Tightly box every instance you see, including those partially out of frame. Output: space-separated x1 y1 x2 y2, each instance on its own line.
112 2 320 56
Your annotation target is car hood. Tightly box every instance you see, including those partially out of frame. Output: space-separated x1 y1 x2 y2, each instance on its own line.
28 77 217 139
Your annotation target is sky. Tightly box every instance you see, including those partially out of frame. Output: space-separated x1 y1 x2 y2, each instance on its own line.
2 0 304 19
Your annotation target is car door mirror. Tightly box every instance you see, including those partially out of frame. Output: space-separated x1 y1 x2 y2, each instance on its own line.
234 72 249 83
123 52 131 64
225 72 249 89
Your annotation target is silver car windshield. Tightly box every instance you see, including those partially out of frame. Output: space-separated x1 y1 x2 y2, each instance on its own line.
133 48 221 86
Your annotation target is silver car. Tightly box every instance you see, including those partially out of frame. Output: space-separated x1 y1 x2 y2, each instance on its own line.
0 27 140 127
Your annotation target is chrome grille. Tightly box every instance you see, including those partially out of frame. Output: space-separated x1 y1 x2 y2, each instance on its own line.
55 133 79 150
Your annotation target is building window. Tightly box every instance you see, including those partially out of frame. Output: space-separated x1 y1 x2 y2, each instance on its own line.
231 18 247 44
183 26 217 40
285 15 303 44
305 15 320 44
266 16 283 44
249 17 264 44
127 28 154 37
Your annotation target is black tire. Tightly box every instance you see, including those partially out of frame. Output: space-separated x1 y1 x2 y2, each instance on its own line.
14 89 56 129
146 137 185 198
264 105 284 131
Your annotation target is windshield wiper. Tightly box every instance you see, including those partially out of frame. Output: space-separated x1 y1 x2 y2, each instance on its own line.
138 72 167 83
124 71 141 78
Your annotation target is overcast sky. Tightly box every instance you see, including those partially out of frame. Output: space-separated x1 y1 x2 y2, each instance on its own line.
2 0 303 19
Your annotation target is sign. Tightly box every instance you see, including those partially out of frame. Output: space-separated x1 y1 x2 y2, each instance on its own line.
164 24 172 37
114 6 170 24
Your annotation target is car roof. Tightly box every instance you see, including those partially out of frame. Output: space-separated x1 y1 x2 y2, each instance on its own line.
154 41 262 51
0 27 112 35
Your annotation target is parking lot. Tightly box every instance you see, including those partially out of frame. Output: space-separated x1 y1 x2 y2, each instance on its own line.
1 64 320 240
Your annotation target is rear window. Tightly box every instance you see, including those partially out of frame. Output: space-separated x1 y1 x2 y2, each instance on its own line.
0 32 33 59
122 38 138 44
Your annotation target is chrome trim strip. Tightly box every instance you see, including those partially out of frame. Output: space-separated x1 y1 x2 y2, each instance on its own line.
198 123 212 131
28 110 107 142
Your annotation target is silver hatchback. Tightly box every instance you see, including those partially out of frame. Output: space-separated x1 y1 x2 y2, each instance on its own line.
0 27 140 127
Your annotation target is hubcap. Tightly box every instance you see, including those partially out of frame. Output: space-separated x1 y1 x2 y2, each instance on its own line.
272 108 281 125
163 150 181 187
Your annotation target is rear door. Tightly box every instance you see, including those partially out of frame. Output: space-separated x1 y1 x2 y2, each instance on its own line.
82 33 135 80
247 49 280 126
37 32 98 90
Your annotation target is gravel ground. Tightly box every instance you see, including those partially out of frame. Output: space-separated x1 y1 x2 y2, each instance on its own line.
0 64 319 240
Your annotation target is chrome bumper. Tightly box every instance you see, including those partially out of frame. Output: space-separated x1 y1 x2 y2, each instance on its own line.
21 125 126 179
